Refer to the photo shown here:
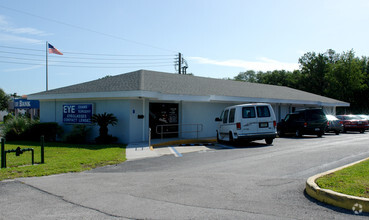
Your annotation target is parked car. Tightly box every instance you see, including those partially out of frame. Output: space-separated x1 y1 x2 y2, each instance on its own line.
215 103 277 145
356 115 369 130
325 115 343 135
336 115 368 133
277 108 327 137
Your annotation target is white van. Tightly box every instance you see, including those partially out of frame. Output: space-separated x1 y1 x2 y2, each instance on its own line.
215 103 277 144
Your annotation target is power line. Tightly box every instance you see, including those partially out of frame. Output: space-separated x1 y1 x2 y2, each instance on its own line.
0 5 178 53
0 45 174 57
0 60 174 68
0 55 175 65
0 45 183 71
0 50 174 61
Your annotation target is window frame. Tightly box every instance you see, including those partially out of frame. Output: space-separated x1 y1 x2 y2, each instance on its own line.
256 106 271 118
223 109 229 123
229 108 236 123
242 107 256 119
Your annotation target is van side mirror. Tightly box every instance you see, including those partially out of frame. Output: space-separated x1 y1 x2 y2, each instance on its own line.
215 117 222 122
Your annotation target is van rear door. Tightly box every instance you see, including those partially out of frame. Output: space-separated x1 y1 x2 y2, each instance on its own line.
240 106 258 135
256 105 275 134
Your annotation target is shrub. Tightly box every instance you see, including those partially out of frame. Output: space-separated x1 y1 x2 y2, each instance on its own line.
26 122 62 142
3 116 35 141
3 114 14 123
3 118 62 142
91 112 118 144
64 125 91 144
95 134 118 144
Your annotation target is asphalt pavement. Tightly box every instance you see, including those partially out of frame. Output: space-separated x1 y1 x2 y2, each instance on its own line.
1 132 369 219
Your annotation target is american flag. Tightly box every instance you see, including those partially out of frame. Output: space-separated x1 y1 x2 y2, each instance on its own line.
48 43 63 55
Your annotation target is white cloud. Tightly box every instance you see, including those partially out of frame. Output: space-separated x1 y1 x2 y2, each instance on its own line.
189 56 299 72
0 14 50 44
1 27 48 36
0 33 43 44
0 15 48 36
3 64 44 72
0 15 7 26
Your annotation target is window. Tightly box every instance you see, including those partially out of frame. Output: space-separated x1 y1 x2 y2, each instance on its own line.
223 109 229 123
229 108 236 123
242 107 256 118
257 106 271 118
219 111 224 120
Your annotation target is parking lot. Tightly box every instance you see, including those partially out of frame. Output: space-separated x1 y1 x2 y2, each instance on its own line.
1 132 369 219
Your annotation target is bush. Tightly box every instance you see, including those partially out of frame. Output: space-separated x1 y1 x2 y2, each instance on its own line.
95 135 118 144
91 112 118 144
26 122 62 142
64 125 91 144
3 116 35 141
3 118 62 142
3 114 14 123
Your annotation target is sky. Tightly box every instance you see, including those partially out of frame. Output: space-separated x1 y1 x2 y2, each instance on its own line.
1 0 369 96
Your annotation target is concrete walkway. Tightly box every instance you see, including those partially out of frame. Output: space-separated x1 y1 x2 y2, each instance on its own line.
125 137 216 161
125 142 159 161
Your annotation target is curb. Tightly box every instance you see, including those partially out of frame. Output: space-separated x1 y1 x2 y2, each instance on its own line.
305 157 369 213
152 138 216 148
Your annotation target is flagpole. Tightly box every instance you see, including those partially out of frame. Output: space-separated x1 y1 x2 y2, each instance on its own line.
46 41 48 91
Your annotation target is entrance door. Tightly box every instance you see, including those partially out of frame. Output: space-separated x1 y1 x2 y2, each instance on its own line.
149 103 179 139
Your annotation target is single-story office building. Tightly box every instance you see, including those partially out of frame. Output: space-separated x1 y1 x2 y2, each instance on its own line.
28 70 349 144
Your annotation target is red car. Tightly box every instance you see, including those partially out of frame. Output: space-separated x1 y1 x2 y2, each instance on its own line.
336 115 368 133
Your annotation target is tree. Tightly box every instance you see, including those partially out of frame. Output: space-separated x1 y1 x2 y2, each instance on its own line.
91 112 118 143
298 51 330 95
233 70 257 82
325 50 366 109
0 88 10 111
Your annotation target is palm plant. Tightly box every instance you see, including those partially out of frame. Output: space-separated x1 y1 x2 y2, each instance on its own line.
3 116 37 140
91 112 118 143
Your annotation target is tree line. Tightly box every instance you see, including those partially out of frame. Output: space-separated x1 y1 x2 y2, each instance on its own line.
232 49 369 114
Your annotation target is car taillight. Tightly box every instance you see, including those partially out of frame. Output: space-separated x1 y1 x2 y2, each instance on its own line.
304 122 308 128
327 121 330 126
236 122 241 130
273 121 276 128
339 121 343 125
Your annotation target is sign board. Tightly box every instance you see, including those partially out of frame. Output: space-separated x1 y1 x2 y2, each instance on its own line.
14 99 40 109
63 104 93 124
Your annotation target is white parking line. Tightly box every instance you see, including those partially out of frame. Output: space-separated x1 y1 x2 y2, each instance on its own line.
169 146 183 157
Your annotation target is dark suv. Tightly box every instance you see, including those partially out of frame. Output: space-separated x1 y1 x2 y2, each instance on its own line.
277 109 327 137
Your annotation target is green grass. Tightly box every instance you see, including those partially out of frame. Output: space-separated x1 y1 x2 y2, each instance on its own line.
316 158 369 198
0 141 126 181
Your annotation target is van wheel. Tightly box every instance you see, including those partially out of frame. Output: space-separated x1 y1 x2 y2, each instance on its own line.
265 138 273 145
229 132 234 143
296 130 302 137
317 132 323 138
335 131 340 135
360 129 365 133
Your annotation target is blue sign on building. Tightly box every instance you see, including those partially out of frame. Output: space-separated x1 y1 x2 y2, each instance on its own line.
14 99 40 109
63 104 93 124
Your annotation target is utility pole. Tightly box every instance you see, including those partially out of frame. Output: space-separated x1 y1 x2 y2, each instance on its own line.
46 41 49 91
176 52 188 74
178 52 182 74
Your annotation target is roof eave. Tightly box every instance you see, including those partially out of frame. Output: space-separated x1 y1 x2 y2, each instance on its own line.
28 91 350 107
